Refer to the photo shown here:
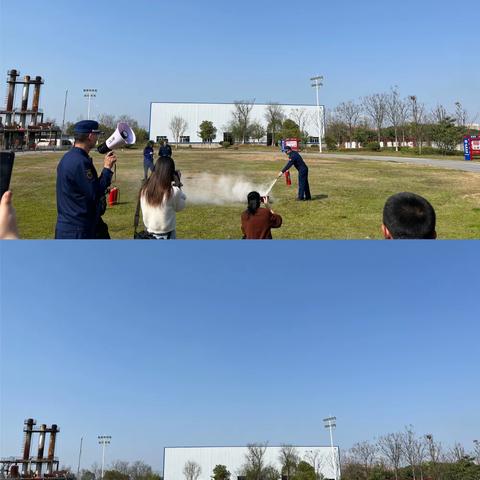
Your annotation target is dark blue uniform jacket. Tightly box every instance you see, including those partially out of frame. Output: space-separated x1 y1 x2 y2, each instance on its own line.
56 147 113 238
281 151 308 174
143 146 154 164
159 144 172 157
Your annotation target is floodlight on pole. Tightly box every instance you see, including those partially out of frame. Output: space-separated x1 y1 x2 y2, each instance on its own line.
98 435 111 480
310 75 324 153
83 88 97 120
323 416 338 480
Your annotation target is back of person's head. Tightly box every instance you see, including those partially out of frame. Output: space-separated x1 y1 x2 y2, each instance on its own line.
382 192 436 239
142 156 175 206
246 191 261 216
146 140 154 148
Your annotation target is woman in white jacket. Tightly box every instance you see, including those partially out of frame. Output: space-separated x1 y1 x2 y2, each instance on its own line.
140 156 186 239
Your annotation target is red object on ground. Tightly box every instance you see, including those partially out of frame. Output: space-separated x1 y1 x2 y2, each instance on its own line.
108 187 119 206
285 171 292 186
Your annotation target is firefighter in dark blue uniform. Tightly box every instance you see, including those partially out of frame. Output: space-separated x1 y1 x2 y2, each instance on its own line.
278 146 311 200
158 139 172 157
143 140 155 180
55 120 117 239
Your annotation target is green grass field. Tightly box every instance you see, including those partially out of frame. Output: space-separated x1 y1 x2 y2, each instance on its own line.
10 147 480 239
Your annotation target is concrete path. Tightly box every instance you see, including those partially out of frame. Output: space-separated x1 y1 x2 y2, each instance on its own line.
304 152 480 174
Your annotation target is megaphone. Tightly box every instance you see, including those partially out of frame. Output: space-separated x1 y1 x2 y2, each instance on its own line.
97 122 136 154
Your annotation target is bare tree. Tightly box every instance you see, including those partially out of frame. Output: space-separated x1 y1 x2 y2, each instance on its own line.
264 103 285 146
350 441 377 480
290 108 309 137
110 461 129 475
363 93 388 143
183 461 201 480
473 440 480 465
242 443 268 480
401 426 420 480
397 98 409 145
386 87 402 151
335 101 361 146
98 114 117 129
409 95 427 154
454 101 468 128
169 116 188 148
449 442 466 462
425 434 442 480
278 445 299 480
232 99 255 144
378 433 404 480
431 104 448 124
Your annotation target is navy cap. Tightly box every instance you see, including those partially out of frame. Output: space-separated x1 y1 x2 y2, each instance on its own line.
285 145 292 151
74 120 103 134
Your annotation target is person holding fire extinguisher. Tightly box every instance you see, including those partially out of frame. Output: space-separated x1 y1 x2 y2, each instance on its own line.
278 146 311 200
55 120 117 239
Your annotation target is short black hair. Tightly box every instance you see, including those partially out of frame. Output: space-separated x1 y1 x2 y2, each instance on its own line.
383 192 436 239
74 132 90 143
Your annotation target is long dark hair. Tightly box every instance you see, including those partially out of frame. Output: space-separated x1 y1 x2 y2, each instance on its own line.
246 191 261 216
141 156 175 206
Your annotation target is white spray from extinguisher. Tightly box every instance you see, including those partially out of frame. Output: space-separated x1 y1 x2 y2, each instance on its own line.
263 177 279 198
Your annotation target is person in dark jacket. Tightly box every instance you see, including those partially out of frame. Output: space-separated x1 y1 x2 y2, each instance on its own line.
241 191 282 239
278 146 311 200
143 141 155 180
159 139 172 157
55 120 117 239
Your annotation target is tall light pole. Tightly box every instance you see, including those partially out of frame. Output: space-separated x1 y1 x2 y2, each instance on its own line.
311 76 324 153
98 435 111 480
323 416 338 480
83 88 97 120
77 436 83 479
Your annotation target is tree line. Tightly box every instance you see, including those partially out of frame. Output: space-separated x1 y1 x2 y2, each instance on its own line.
342 426 480 480
327 90 477 155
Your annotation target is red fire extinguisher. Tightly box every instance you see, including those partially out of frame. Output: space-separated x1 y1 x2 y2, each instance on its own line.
108 186 119 206
285 170 292 186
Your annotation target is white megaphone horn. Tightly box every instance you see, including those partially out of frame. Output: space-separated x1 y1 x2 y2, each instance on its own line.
97 122 136 153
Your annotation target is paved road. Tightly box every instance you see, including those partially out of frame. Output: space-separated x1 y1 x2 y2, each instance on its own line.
304 152 480 174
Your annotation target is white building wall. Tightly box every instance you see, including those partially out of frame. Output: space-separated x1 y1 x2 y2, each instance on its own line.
149 103 324 144
163 446 339 480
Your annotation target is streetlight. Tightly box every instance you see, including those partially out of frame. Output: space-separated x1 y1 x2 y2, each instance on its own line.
98 435 111 480
323 416 338 480
310 75 324 153
83 89 97 120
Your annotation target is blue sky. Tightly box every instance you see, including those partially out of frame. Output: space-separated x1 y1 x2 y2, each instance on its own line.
1 241 479 472
1 0 479 128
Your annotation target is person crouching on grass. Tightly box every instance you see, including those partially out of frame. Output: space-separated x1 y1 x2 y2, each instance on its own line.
241 191 283 239
382 192 436 239
140 156 186 239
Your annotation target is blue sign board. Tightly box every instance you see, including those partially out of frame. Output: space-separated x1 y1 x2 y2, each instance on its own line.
464 137 471 161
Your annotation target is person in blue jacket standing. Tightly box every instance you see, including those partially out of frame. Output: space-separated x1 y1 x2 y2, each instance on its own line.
55 120 117 239
278 146 311 200
159 139 172 158
143 140 155 180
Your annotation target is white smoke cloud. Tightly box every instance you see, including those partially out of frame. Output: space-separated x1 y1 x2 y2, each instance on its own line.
182 173 279 205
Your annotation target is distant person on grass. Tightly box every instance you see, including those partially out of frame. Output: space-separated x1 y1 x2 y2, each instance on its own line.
241 191 282 239
382 192 436 239
158 139 172 158
278 146 311 201
143 140 155 181
140 156 186 239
